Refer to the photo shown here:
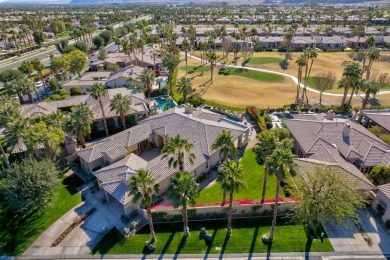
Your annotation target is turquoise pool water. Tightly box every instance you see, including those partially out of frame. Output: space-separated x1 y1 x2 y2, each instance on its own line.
154 96 176 111
226 116 243 123
144 45 153 49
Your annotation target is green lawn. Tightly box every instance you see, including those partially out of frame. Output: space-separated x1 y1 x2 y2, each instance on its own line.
92 218 333 255
0 174 84 255
197 149 284 205
204 101 246 112
218 67 284 82
56 32 70 38
306 77 321 91
180 65 210 74
246 57 284 65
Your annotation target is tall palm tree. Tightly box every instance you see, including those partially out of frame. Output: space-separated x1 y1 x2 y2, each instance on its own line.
31 58 48 97
182 38 190 73
167 171 199 237
163 52 180 95
7 79 26 104
138 68 156 99
65 103 94 148
264 149 295 242
339 62 362 108
284 30 294 60
128 169 160 244
18 61 39 102
206 49 217 84
361 80 380 110
90 82 109 137
303 49 318 104
110 93 131 129
255 132 277 204
6 118 30 155
295 54 307 104
21 77 38 104
365 48 380 81
161 134 195 171
219 160 246 234
176 77 193 103
211 130 237 204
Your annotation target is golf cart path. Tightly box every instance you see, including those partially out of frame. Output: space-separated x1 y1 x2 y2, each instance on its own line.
184 53 390 97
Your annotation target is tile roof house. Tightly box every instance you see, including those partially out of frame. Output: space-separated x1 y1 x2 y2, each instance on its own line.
49 88 149 124
373 183 390 223
360 110 390 133
284 112 390 175
80 105 250 215
61 65 145 93
21 102 58 118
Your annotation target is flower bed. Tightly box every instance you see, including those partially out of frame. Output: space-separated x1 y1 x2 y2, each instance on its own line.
51 207 97 247
151 197 299 211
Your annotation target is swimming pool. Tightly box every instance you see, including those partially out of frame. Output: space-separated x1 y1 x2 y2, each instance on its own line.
154 96 176 111
144 45 153 49
226 116 243 123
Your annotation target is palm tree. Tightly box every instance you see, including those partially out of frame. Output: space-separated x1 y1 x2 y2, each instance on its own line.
7 79 26 104
21 77 38 104
295 54 307 104
339 62 362 108
284 30 294 60
254 132 277 204
90 82 109 137
31 58 48 97
303 49 318 104
365 48 380 81
110 93 131 129
361 80 380 110
211 130 237 204
182 38 190 73
161 134 195 171
65 103 94 148
163 52 180 95
46 110 67 130
0 95 22 127
129 169 160 244
206 49 217 84
167 171 199 237
176 77 193 103
138 68 156 99
6 118 30 155
219 160 246 234
19 61 39 102
264 149 295 242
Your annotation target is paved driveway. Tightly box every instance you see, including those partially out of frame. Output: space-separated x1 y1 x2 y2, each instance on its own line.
323 207 390 254
24 187 126 256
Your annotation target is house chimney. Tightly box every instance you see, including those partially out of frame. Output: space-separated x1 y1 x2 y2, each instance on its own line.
326 110 334 120
184 103 193 114
342 123 351 138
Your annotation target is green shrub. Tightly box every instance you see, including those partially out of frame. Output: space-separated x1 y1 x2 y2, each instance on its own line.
50 94 63 100
48 78 59 92
70 86 82 96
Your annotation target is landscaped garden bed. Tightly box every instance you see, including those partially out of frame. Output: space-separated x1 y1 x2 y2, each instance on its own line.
92 217 333 255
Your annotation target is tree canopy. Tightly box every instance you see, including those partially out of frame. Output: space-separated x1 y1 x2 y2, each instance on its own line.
0 159 60 214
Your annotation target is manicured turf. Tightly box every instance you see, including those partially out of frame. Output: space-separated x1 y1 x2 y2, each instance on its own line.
180 65 210 74
218 67 284 82
247 57 284 65
305 76 321 91
92 218 333 255
0 174 84 255
204 100 246 112
196 149 284 205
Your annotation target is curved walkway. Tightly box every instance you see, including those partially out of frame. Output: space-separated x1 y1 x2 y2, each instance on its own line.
184 53 390 97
